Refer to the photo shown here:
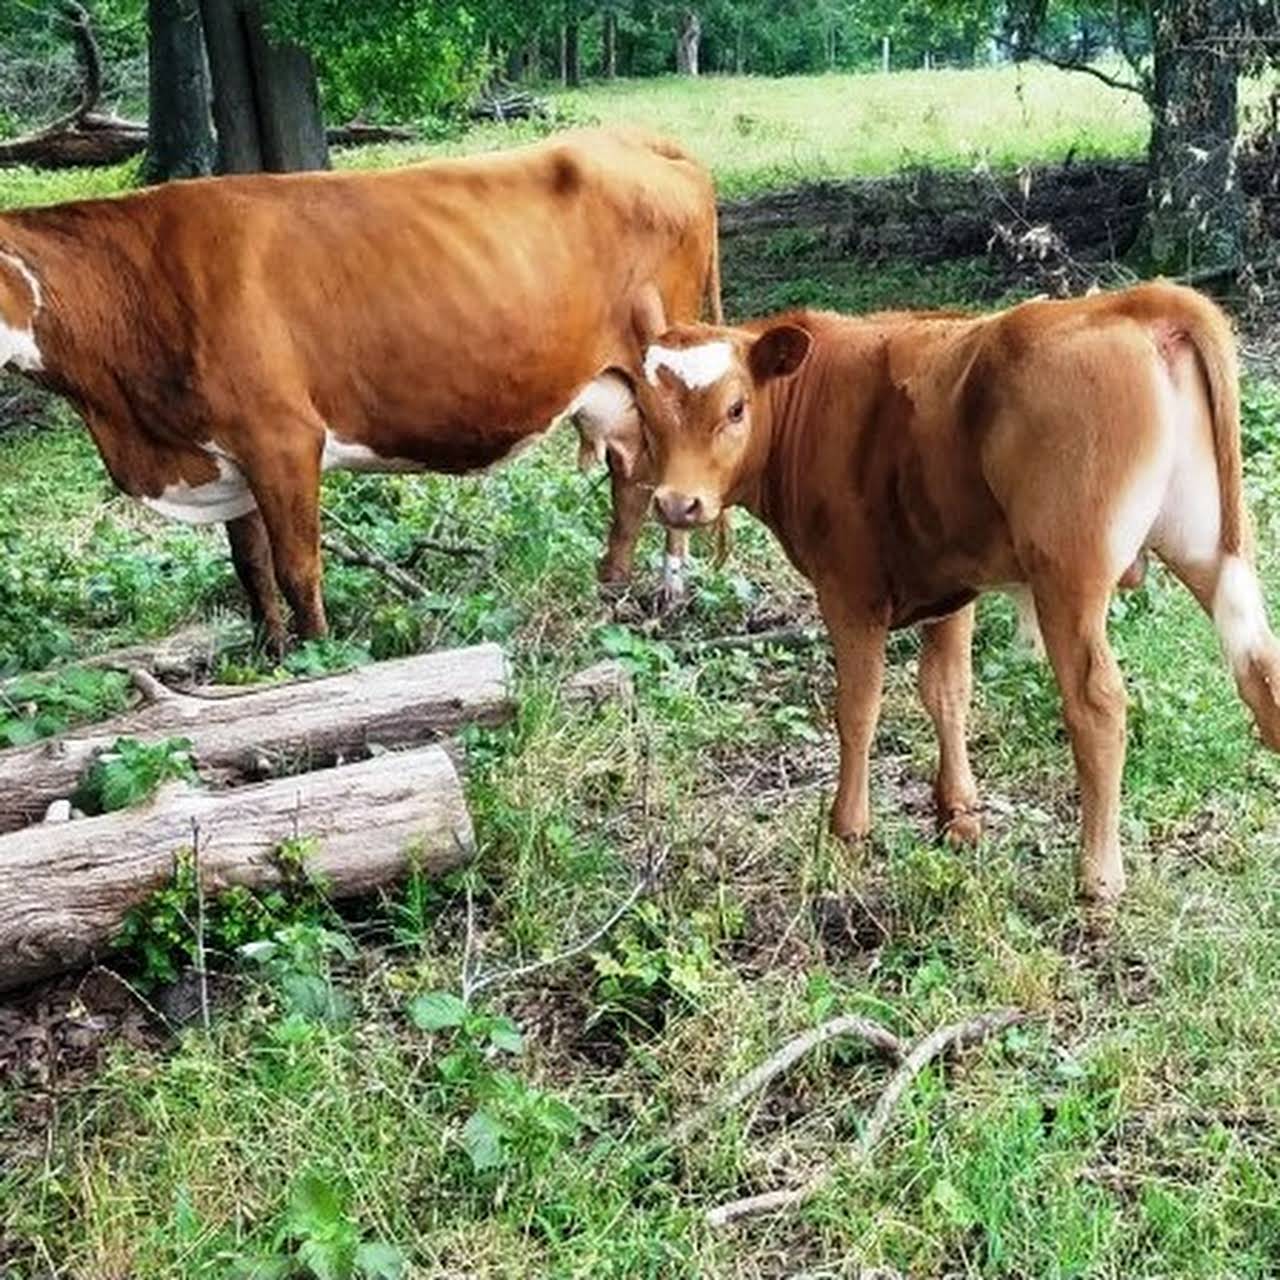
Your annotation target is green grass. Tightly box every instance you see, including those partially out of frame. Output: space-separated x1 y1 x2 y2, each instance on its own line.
337 65 1150 198
5 65 1280 1280
3 343 1280 1276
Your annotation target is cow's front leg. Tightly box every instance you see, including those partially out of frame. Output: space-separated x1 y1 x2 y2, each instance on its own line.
243 435 328 641
1034 580 1127 901
598 454 651 591
918 605 981 844
818 584 888 841
225 511 286 657
661 527 690 605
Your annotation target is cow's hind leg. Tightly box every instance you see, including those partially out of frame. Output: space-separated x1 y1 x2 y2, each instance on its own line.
918 605 981 844
1033 578 1128 901
225 511 287 657
241 429 328 641
598 455 650 591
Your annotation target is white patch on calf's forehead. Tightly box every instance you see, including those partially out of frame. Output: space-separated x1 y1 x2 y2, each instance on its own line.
644 341 732 390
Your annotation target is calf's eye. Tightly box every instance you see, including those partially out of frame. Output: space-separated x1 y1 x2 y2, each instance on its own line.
726 399 746 424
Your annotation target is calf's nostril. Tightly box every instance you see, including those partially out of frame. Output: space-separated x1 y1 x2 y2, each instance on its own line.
657 490 703 526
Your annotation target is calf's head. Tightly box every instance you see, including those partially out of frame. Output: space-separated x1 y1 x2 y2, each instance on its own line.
634 321 811 528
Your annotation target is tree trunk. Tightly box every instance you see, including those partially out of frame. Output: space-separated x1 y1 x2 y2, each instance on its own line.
242 1 329 171
677 9 701 75
144 0 216 181
604 10 617 79
197 0 329 174
0 746 472 992
1143 0 1245 274
565 16 581 87
0 644 511 834
197 0 262 171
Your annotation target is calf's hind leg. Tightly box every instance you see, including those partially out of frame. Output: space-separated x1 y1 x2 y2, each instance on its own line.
1032 579 1128 901
918 605 981 844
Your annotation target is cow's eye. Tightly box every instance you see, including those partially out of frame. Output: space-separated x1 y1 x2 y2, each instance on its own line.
726 399 746 424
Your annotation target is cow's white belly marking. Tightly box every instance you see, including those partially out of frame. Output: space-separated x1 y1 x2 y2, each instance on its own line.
141 456 257 525
0 250 44 372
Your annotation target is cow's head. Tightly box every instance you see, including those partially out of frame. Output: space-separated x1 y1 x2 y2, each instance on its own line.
0 251 43 373
632 318 811 528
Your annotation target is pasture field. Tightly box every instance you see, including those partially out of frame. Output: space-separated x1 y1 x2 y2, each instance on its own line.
4 69 1280 1279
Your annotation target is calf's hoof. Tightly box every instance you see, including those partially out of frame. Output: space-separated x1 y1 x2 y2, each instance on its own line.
1079 865 1127 904
829 806 872 844
940 806 982 846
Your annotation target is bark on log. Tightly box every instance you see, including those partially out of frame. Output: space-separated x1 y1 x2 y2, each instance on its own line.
0 745 473 992
0 643 511 834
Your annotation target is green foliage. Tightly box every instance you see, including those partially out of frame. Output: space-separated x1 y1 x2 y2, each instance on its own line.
408 991 580 1177
242 922 357 1025
265 0 487 121
232 1172 405 1280
114 845 333 988
76 735 196 814
0 666 130 746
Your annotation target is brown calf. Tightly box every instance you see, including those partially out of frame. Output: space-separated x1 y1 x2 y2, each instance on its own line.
609 283 1280 900
0 128 721 651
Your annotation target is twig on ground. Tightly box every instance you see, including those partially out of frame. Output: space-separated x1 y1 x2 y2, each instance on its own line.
463 730 666 1002
678 625 825 654
406 536 485 567
321 531 430 600
705 1006 1026 1228
664 1014 903 1148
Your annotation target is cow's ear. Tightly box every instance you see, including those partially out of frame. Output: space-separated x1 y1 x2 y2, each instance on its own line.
631 284 668 348
572 368 644 480
749 324 811 383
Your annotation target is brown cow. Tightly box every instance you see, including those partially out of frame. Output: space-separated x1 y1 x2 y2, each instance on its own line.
606 283 1280 901
0 128 721 651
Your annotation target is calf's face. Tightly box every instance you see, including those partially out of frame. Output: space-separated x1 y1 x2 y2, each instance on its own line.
638 323 811 528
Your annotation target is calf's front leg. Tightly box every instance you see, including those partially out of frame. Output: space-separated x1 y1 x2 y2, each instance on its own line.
918 605 981 843
818 584 888 840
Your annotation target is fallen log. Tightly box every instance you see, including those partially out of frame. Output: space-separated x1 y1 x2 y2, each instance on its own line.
0 745 473 992
0 643 511 833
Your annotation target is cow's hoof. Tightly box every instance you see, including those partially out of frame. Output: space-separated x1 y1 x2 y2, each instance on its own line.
940 807 983 846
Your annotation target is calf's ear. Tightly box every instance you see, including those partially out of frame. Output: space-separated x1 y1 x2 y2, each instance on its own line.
748 324 811 383
631 284 669 348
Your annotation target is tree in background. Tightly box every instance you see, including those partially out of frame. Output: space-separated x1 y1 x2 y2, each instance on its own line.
995 0 1275 277
143 0 213 179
